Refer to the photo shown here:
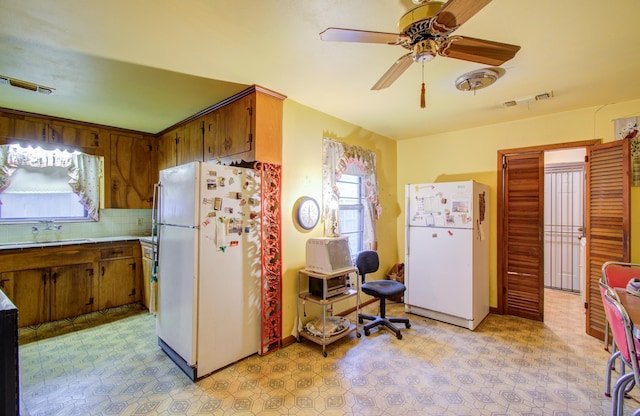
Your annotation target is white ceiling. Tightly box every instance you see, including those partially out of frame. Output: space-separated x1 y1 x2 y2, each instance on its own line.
1 0 639 140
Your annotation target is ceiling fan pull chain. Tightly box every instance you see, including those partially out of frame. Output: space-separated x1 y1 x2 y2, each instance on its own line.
420 62 426 108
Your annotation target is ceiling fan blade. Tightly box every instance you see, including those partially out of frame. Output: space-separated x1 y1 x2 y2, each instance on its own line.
320 28 406 45
433 0 492 34
371 53 414 90
438 36 521 66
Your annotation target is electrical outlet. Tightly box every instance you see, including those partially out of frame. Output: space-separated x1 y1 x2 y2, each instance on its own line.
137 218 143 226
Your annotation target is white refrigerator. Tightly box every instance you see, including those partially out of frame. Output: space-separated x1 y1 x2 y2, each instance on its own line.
156 161 261 380
404 181 489 330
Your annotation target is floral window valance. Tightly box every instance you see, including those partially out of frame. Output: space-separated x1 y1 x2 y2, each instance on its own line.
0 144 102 220
322 138 382 248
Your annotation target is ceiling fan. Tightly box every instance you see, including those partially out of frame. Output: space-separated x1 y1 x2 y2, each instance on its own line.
319 0 521 107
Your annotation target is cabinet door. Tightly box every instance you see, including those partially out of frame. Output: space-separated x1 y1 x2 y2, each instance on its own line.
0 114 13 140
110 133 154 208
13 117 47 142
203 112 221 162
0 269 50 327
158 129 178 171
178 120 204 165
49 123 100 148
50 263 94 321
99 258 140 309
219 95 252 158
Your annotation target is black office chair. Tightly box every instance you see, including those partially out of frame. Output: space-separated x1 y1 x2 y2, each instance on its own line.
357 250 410 339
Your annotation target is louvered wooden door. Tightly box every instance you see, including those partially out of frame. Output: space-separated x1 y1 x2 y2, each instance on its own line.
501 152 545 321
586 139 630 339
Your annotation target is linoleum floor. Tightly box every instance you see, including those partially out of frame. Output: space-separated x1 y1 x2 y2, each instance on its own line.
18 290 638 415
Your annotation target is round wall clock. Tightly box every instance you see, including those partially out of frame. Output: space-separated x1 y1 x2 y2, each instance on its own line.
296 197 320 230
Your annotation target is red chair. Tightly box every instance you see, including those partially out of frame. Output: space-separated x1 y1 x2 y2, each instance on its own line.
602 262 640 350
602 285 640 416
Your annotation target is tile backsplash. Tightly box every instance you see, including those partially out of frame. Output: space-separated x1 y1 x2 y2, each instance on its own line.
0 209 152 244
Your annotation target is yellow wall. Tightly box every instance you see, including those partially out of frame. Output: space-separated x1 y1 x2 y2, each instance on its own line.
397 99 640 308
280 100 397 338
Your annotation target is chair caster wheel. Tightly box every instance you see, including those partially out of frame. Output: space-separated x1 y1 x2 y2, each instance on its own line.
323 351 327 357
397 333 403 340
406 323 411 329
357 332 361 338
358 318 364 324
364 329 370 336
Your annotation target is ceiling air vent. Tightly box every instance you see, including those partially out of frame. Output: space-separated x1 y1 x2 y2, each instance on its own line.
0 75 55 95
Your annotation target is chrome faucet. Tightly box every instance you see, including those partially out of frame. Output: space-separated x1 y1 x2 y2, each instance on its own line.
33 221 63 233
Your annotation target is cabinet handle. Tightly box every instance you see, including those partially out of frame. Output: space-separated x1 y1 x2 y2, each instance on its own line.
52 272 57 284
101 266 105 277
0 278 8 289
93 133 99 147
42 128 46 141
85 297 94 306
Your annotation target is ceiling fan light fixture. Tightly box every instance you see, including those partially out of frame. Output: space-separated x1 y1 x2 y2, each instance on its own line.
455 68 500 92
412 39 437 63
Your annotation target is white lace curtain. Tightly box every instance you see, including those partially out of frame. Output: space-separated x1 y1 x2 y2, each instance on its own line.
0 144 102 220
322 138 382 250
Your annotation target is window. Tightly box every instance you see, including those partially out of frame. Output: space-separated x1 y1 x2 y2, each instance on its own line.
0 165 89 220
336 174 364 256
322 138 382 254
0 144 102 222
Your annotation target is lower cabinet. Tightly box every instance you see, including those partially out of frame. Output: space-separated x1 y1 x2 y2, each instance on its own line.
0 240 142 328
0 263 94 327
98 244 141 310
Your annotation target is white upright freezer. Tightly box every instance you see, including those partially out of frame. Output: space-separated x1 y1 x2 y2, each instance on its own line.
404 181 489 330
155 161 261 380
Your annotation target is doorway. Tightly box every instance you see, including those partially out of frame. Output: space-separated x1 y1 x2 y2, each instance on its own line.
543 149 586 294
498 139 630 336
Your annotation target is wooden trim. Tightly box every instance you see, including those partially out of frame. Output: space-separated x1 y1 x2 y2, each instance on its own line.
155 85 287 137
498 139 601 155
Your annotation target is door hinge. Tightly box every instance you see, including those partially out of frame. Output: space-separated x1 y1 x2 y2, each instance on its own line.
503 286 507 294
584 301 588 310
85 297 94 306
584 155 589 163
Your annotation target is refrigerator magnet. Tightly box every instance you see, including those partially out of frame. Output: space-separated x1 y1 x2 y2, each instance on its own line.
214 198 222 210
239 198 247 206
206 179 217 190
219 177 226 187
229 177 235 185
230 241 239 247
202 218 211 227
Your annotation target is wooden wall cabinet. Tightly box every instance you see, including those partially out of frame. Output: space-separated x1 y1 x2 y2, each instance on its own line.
108 132 156 209
203 88 284 165
157 120 204 171
1 113 100 148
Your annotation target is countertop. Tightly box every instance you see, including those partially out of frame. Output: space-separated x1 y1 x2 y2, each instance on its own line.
0 236 153 251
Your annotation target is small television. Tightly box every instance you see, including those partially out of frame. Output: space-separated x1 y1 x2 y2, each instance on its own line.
305 237 353 275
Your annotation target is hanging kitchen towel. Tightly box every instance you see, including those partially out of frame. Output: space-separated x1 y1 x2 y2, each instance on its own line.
149 260 158 313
